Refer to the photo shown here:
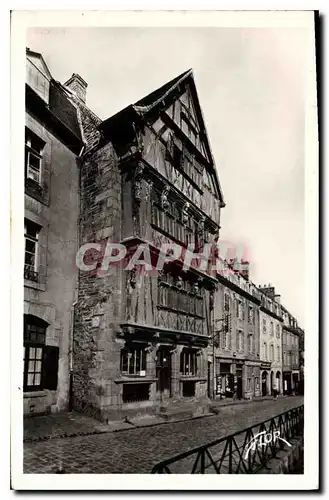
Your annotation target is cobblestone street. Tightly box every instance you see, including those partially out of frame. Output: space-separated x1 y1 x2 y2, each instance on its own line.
24 396 303 474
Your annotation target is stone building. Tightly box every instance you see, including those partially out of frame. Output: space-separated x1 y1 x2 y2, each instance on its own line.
73 69 225 421
211 264 262 401
24 49 85 415
258 285 283 396
23 49 303 419
282 306 301 394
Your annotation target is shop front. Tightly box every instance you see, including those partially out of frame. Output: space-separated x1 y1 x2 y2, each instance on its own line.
215 360 234 399
260 361 271 397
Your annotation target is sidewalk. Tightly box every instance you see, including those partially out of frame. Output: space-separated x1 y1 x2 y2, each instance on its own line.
24 394 292 443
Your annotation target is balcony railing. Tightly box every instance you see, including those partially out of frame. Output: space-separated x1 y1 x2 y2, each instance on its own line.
151 405 304 473
24 265 39 282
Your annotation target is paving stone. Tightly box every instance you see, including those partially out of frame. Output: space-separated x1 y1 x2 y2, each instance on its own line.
23 396 303 474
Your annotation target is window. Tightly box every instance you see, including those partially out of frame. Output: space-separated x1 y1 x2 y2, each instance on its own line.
248 305 254 324
181 113 198 145
24 219 40 281
157 273 205 333
25 129 44 184
237 300 244 320
122 383 150 403
237 330 244 352
270 344 274 362
263 318 267 334
277 346 280 362
24 345 43 389
263 342 268 360
270 321 274 336
120 345 147 376
276 324 280 338
180 349 198 376
151 188 202 249
248 333 253 354
24 315 58 392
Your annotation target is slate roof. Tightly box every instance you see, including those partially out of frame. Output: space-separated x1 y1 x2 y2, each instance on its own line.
26 48 83 143
133 69 192 112
49 80 82 141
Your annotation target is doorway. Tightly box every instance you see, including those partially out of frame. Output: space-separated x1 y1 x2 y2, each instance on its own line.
156 347 172 400
262 371 268 396
276 371 281 394
236 369 243 399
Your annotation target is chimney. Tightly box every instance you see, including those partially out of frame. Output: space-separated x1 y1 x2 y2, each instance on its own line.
64 73 88 103
259 285 276 299
240 260 249 280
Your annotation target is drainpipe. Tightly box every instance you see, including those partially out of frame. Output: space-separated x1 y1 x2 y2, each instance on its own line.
69 300 77 411
68 143 84 411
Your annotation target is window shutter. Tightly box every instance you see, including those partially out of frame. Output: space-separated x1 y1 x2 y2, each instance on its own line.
42 346 59 390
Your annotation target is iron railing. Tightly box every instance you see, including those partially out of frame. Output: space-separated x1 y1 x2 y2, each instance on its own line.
151 405 303 474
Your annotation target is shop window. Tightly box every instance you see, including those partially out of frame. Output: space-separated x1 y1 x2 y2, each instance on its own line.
182 381 196 398
120 345 147 376
122 383 150 403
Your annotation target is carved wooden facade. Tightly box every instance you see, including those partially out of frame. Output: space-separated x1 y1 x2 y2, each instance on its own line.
97 69 225 415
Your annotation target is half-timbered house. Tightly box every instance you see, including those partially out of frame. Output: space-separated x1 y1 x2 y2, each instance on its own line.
74 70 225 420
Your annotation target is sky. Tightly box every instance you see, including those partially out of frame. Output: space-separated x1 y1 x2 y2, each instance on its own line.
27 26 307 326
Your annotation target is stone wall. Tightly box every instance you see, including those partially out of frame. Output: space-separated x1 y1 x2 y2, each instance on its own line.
73 140 122 419
24 111 79 415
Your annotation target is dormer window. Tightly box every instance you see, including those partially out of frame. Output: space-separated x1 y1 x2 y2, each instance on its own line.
25 129 45 185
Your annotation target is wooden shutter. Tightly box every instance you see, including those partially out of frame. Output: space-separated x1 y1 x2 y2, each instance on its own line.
42 346 59 390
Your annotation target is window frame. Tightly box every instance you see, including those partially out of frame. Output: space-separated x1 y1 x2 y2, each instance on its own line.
248 333 253 354
120 345 147 376
24 220 40 274
23 316 47 392
180 349 198 376
25 131 44 185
